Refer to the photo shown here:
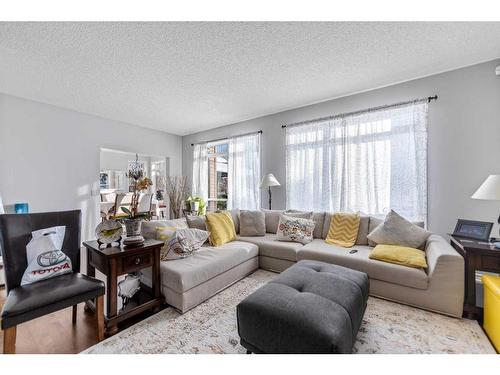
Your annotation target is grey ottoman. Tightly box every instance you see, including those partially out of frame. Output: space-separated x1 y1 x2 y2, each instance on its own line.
237 260 369 353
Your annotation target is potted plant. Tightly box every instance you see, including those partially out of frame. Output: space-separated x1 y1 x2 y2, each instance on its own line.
185 196 206 216
119 155 153 243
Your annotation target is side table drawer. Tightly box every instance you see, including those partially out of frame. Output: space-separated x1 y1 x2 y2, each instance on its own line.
122 253 153 273
481 255 500 272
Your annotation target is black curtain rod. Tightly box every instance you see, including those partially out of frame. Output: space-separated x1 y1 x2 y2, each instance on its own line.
281 95 438 129
190 130 262 146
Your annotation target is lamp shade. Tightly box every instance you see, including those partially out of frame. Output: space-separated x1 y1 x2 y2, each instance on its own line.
260 173 280 188
471 175 500 200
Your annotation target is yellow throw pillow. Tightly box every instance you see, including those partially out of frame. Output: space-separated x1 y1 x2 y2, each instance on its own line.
325 212 361 248
205 211 236 247
369 244 428 269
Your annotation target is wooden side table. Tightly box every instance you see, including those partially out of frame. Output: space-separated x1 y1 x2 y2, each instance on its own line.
83 239 163 336
449 235 500 320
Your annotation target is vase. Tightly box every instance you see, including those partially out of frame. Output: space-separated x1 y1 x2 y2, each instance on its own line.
123 218 144 245
190 201 199 212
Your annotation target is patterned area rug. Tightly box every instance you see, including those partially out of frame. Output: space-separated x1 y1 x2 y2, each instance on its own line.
83 270 495 354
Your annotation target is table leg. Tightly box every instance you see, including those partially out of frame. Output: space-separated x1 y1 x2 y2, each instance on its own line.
152 247 162 313
105 260 119 336
464 254 478 319
84 248 97 312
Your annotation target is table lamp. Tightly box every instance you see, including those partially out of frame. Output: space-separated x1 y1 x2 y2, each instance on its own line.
260 174 280 210
471 174 500 247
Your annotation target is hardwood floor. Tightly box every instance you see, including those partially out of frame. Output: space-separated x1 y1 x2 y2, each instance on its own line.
0 285 165 354
0 286 99 354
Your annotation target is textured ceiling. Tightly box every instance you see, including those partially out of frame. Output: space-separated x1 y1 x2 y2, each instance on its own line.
1 22 500 136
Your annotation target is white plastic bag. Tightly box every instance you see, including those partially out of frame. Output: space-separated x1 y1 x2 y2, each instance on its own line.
21 226 72 286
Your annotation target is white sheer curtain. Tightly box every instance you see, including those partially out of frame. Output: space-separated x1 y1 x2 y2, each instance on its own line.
192 142 208 201
227 132 261 210
286 101 428 221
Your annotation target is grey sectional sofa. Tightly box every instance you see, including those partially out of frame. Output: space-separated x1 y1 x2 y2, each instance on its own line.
142 210 464 317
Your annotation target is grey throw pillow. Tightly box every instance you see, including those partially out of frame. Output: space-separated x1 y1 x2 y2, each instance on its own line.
239 210 266 237
367 210 431 249
186 215 207 231
261 209 284 233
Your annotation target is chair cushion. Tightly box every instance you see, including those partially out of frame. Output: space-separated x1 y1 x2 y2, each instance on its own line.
238 233 303 262
297 239 428 289
1 273 104 329
155 241 258 294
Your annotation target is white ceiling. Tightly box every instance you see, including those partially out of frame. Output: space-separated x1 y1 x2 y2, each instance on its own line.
1 22 500 136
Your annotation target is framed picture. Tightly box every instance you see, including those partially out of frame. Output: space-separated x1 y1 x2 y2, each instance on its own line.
452 219 493 241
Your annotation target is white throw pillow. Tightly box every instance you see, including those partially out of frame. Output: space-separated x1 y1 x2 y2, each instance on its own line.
21 226 72 286
276 214 315 244
157 227 209 261
367 210 431 249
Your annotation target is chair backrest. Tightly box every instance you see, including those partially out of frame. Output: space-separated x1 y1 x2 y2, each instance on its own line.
113 192 133 218
101 192 116 203
137 193 153 214
0 210 81 292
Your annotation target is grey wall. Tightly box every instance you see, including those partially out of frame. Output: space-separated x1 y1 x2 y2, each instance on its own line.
0 93 182 241
182 59 500 236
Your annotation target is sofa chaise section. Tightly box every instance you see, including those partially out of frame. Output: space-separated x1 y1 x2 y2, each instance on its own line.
143 239 258 313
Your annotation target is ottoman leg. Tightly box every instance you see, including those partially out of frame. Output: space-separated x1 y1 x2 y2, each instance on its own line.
246 349 252 354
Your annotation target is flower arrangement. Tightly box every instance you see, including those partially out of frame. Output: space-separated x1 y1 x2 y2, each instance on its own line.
120 154 153 220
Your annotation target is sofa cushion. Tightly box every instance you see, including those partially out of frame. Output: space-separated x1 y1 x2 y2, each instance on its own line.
323 214 369 245
157 240 258 294
297 239 428 290
261 209 284 233
239 210 266 237
237 233 303 262
367 210 430 248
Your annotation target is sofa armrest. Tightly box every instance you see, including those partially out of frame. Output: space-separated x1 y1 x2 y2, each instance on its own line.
425 234 464 279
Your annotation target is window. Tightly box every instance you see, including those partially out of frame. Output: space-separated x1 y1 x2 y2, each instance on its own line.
207 142 228 211
285 101 428 221
192 132 261 211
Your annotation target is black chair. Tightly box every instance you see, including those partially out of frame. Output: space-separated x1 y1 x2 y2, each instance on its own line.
0 210 105 354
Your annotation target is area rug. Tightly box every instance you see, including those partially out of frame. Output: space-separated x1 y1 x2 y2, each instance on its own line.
82 270 495 354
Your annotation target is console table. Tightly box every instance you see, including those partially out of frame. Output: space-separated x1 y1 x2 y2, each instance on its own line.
449 236 500 320
83 239 163 336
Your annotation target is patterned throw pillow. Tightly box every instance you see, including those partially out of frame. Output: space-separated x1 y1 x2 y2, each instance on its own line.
325 212 361 248
156 227 209 261
276 214 315 244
